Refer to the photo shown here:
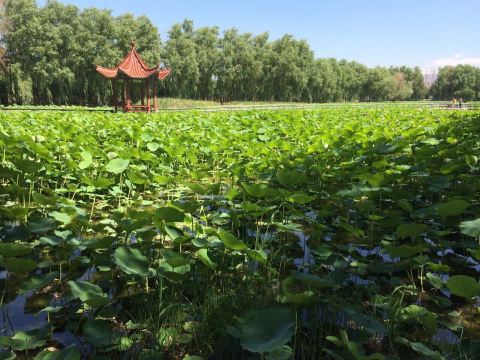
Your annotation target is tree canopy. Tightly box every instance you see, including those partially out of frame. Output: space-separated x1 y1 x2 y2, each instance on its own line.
430 65 480 101
0 0 478 105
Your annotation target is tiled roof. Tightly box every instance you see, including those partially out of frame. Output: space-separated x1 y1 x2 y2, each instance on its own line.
96 43 171 80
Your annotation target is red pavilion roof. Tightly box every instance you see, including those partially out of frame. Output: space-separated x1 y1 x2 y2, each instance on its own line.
96 43 171 80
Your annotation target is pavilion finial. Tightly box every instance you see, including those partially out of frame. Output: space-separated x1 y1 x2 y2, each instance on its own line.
131 41 135 49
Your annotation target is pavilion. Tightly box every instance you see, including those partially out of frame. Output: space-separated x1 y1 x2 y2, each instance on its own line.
96 43 171 112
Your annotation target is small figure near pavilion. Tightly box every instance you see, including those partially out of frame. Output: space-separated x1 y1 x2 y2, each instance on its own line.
96 42 171 112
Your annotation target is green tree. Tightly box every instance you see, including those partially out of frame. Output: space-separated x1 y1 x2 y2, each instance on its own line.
163 20 199 99
193 26 220 100
384 72 413 101
431 65 480 101
0 0 8 104
266 35 314 102
390 66 427 100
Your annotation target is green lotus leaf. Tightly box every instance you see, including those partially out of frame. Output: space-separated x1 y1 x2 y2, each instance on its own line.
83 319 113 347
49 211 73 225
460 218 480 238
436 200 470 217
14 159 43 173
277 168 306 187
68 280 107 306
427 262 450 273
153 175 175 185
291 272 336 288
28 217 57 233
465 154 478 168
147 142 160 152
82 237 114 249
4 257 36 273
395 336 443 360
39 235 65 246
105 158 129 174
358 172 385 187
34 344 80 360
384 244 424 258
156 207 185 223
0 243 32 257
246 249 268 263
9 330 48 351
397 199 413 212
426 273 444 290
164 225 183 241
196 249 217 270
79 151 93 169
281 276 315 305
287 191 316 204
160 249 190 268
395 223 428 238
243 183 269 198
217 228 248 250
115 247 149 277
88 176 114 188
20 272 59 294
228 307 295 353
188 183 208 195
446 275 480 298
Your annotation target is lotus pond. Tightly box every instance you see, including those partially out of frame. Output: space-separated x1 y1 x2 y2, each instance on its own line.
1 108 480 359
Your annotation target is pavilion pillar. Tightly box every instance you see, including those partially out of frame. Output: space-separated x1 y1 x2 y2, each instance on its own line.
126 78 131 111
123 79 127 111
111 79 117 112
153 78 157 112
146 79 150 112
141 80 145 106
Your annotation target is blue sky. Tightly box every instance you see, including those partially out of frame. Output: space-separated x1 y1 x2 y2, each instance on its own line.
37 0 480 69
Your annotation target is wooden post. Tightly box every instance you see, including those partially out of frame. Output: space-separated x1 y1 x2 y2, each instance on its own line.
140 80 145 106
146 79 150 112
123 78 127 111
153 78 157 112
126 78 131 111
112 79 117 112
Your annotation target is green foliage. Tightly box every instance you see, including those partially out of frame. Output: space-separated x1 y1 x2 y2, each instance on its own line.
105 158 129 174
228 307 295 353
0 107 480 359
1 3 432 105
114 247 150 277
446 275 480 298
460 218 480 237
431 64 480 101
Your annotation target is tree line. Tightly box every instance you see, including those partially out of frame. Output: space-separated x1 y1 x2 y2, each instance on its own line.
0 0 478 106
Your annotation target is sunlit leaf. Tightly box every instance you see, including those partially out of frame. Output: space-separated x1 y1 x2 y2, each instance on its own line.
196 249 217 270
446 275 480 298
217 228 248 250
460 218 480 238
115 247 149 277
105 158 129 174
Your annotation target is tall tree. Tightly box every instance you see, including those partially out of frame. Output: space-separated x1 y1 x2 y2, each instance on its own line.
193 26 220 100
0 0 8 104
431 65 480 101
2 2 475 105
162 20 199 99
267 35 314 102
385 72 413 101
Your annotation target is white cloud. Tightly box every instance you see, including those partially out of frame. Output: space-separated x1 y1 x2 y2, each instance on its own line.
423 54 480 72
